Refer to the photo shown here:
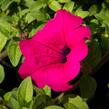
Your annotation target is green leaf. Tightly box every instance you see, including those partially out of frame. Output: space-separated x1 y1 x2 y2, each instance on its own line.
0 65 5 84
80 75 97 100
75 8 89 18
25 13 35 24
68 96 89 109
105 0 109 3
0 0 14 11
19 9 29 18
0 33 8 52
61 94 75 104
18 77 33 105
4 89 18 101
21 107 28 109
0 18 12 38
108 83 109 88
0 105 7 109
90 19 99 24
7 42 22 67
30 9 49 21
33 85 45 95
3 89 20 109
4 92 12 101
63 1 74 12
48 0 61 11
101 36 109 53
28 29 36 38
85 39 102 67
0 25 9 38
58 0 71 3
64 103 78 109
44 105 64 109
31 93 54 109
8 97 20 109
89 19 99 34
95 8 109 35
95 5 109 27
0 0 4 5
43 85 51 96
23 0 35 7
31 94 46 109
30 0 47 11
89 5 97 16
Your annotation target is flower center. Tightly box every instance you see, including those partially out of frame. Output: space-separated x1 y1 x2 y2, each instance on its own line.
62 46 71 56
61 46 71 63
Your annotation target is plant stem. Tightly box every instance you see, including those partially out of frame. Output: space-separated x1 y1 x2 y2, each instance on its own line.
91 50 109 75
0 50 7 60
81 50 109 75
0 50 13 69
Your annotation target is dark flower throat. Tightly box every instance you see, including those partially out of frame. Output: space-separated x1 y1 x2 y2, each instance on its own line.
61 46 71 63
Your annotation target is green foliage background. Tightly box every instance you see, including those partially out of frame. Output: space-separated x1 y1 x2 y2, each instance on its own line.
0 0 109 109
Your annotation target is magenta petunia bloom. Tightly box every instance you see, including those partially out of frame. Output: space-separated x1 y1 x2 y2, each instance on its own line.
19 10 91 92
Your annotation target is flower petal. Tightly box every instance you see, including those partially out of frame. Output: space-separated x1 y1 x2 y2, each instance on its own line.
66 26 91 47
32 10 65 47
61 9 83 30
63 60 80 82
19 39 31 57
50 83 72 92
32 10 83 50
18 58 37 78
69 41 88 61
31 68 72 91
19 9 91 92
19 40 65 80
31 71 47 88
29 56 80 92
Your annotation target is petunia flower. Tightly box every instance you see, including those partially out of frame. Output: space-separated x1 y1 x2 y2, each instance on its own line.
19 10 91 92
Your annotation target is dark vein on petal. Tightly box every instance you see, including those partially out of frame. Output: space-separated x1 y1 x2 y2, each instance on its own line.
35 40 63 55
32 60 62 73
36 54 61 59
